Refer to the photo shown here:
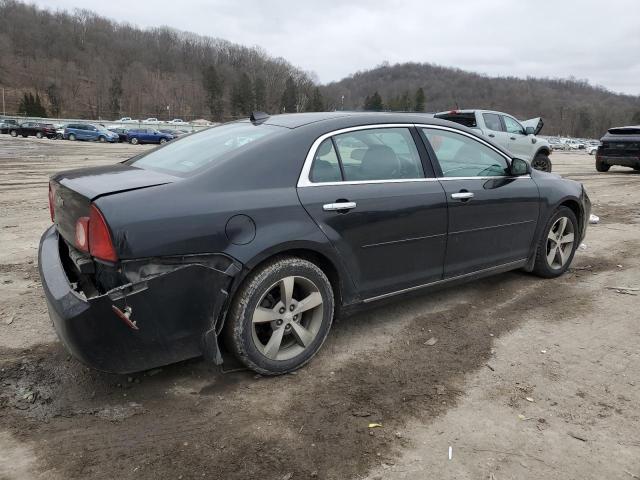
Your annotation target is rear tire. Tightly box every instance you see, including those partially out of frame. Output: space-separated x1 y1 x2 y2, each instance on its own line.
68 133 76 141
36 131 43 139
224 256 335 375
9 129 17 137
532 206 579 278
595 158 610 172
532 153 552 172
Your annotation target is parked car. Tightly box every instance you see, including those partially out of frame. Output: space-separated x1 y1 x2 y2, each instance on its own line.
595 125 640 172
142 118 158 124
64 124 119 142
587 145 599 155
39 112 590 375
433 110 553 172
9 122 57 139
117 117 136 123
108 127 129 142
127 128 174 145
159 128 185 137
0 118 19 134
169 119 188 125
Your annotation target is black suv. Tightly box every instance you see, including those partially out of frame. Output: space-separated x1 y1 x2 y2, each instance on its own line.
596 126 640 172
9 122 57 139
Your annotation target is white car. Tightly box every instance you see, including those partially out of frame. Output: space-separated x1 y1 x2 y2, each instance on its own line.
434 109 553 171
142 118 158 124
169 118 188 125
117 117 137 123
587 145 599 155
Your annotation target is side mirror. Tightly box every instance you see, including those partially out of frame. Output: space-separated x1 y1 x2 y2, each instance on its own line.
525 126 535 135
510 158 531 176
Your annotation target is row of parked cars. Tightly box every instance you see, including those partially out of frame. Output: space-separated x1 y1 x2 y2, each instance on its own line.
0 119 190 145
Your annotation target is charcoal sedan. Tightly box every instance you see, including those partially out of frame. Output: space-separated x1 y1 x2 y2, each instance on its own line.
38 112 590 375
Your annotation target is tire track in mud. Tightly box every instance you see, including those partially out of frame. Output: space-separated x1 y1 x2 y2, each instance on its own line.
0 260 608 480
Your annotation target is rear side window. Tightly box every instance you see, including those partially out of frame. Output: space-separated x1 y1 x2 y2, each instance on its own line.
333 128 423 181
422 128 508 177
128 122 283 176
482 113 503 132
309 139 342 183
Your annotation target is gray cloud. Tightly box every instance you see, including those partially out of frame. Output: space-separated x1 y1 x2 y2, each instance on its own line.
33 0 640 94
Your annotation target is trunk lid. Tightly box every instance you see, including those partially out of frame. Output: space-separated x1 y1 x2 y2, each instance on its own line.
51 164 177 247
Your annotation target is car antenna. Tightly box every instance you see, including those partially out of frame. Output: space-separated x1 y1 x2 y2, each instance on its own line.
250 111 270 124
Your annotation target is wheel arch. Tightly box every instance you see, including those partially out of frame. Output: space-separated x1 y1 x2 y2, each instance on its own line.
535 146 551 157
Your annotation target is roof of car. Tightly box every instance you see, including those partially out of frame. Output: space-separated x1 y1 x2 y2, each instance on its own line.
254 111 460 129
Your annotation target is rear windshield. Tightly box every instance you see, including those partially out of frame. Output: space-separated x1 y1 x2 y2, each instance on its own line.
608 127 640 135
434 112 477 128
126 122 283 176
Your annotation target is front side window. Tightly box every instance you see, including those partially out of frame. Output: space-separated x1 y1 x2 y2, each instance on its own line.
503 116 524 135
333 128 423 181
482 113 503 132
422 128 509 177
128 122 283 176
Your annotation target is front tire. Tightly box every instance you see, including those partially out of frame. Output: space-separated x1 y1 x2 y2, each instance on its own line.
9 129 17 137
36 131 43 139
532 206 578 278
159 138 167 144
68 133 76 141
130 137 139 145
595 158 610 172
98 136 106 143
224 257 335 375
532 153 552 172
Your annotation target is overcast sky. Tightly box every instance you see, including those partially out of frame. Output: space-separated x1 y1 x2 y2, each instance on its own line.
33 0 640 95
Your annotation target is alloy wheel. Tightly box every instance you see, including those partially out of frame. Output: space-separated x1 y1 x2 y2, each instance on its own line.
251 275 324 361
546 216 575 269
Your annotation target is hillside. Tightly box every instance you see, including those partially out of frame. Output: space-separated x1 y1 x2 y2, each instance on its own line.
0 0 317 121
321 62 640 138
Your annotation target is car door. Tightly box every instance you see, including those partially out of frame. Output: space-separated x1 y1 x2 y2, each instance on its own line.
297 126 448 300
420 126 540 278
502 115 533 159
481 112 510 146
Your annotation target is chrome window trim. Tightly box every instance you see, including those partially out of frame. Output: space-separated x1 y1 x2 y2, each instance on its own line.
297 123 530 187
297 123 419 188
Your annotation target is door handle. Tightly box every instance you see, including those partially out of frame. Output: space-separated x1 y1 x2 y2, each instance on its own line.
451 192 474 200
488 133 495 138
510 136 516 140
323 201 357 212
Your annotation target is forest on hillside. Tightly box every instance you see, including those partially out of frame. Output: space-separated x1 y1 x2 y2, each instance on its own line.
0 0 324 121
320 62 640 138
1 1 639 137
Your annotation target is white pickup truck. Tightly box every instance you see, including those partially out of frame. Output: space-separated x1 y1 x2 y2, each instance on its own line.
434 110 552 172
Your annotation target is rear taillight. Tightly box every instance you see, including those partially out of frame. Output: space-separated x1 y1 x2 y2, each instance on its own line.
48 182 56 222
74 204 118 262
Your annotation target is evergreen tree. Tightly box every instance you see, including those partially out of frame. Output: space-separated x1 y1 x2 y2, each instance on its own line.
33 92 47 117
414 87 425 112
46 83 62 117
308 87 324 112
203 65 224 120
108 76 123 118
254 77 266 111
364 91 383 111
280 76 298 113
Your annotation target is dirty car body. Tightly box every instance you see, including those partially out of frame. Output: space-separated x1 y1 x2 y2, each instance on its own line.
596 126 640 171
38 112 591 374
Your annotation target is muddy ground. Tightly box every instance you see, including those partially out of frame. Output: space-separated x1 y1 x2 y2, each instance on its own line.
0 136 638 480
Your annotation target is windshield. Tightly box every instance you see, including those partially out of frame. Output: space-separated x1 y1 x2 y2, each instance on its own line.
126 122 283 176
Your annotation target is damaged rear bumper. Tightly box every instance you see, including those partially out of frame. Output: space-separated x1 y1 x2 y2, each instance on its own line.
38 225 240 374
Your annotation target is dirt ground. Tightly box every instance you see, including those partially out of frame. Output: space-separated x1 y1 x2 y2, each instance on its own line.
0 136 639 480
